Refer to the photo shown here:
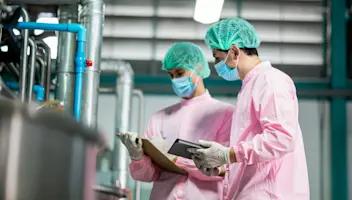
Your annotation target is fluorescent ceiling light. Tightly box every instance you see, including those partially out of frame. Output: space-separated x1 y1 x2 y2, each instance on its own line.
1 46 8 52
193 0 224 24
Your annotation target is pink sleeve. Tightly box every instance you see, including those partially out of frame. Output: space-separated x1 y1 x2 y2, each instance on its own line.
129 155 161 182
129 114 162 182
175 157 223 181
215 106 235 147
173 107 234 181
234 74 298 165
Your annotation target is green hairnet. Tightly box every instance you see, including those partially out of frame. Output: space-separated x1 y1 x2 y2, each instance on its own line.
162 42 210 78
205 18 261 50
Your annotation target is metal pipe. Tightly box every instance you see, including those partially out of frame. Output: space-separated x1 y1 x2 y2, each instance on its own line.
36 40 51 101
33 85 44 102
36 57 45 85
100 60 134 189
6 82 44 102
56 4 78 115
19 7 29 102
4 22 87 120
132 89 144 200
8 62 19 80
0 78 17 99
80 0 104 127
27 38 36 103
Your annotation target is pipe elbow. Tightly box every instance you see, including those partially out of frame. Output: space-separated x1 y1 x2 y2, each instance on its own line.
33 85 45 102
117 62 134 78
67 24 87 42
101 60 134 84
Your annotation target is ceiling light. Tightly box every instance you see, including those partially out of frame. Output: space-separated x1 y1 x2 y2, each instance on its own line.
193 0 225 24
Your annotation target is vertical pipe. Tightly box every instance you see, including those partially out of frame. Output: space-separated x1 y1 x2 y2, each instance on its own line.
19 7 29 102
113 63 133 189
36 57 45 86
45 46 51 101
132 89 144 200
55 4 78 114
80 0 104 127
36 41 51 101
27 38 36 103
73 40 86 120
330 0 348 200
100 60 134 189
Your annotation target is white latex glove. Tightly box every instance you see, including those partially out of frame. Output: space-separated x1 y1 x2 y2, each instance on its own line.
189 140 230 168
117 132 144 160
149 136 176 161
192 156 221 176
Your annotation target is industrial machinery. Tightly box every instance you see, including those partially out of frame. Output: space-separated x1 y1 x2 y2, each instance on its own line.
0 0 138 199
0 97 102 200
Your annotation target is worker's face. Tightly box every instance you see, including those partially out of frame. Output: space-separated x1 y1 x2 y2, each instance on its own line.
212 49 228 64
167 68 197 83
168 68 188 79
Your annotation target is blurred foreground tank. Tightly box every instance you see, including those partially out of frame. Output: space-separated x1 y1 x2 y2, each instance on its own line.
0 97 103 200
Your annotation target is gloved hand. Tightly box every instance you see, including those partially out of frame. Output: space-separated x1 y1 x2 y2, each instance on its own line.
192 154 224 176
149 136 177 162
117 132 144 160
188 140 230 168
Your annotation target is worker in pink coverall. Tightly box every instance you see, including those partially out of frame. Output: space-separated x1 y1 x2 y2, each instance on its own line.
189 18 310 200
118 42 234 200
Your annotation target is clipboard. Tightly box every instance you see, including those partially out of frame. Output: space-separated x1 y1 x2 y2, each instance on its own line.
141 138 187 175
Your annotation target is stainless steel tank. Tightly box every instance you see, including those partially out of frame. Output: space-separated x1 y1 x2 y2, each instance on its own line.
0 98 103 200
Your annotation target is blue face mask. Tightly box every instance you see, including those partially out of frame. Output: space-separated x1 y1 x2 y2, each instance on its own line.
171 73 199 98
214 54 240 81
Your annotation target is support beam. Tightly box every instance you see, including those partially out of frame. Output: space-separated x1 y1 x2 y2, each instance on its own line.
100 75 352 98
330 0 348 200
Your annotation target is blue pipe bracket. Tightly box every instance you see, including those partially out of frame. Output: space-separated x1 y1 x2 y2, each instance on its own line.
6 82 44 102
3 22 87 121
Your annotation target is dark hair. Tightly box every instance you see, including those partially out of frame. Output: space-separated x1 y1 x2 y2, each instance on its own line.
240 48 258 56
219 48 259 56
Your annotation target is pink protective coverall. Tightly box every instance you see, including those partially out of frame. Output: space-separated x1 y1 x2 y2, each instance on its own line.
227 61 310 200
129 91 234 200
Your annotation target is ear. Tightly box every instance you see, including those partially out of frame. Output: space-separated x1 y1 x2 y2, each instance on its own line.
194 64 203 74
229 45 240 60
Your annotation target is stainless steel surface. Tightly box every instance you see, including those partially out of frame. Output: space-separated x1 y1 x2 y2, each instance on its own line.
55 4 78 115
27 38 36 103
19 7 29 102
132 89 144 200
100 60 134 189
36 41 51 101
81 70 100 125
80 0 104 128
4 0 79 4
0 98 102 200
